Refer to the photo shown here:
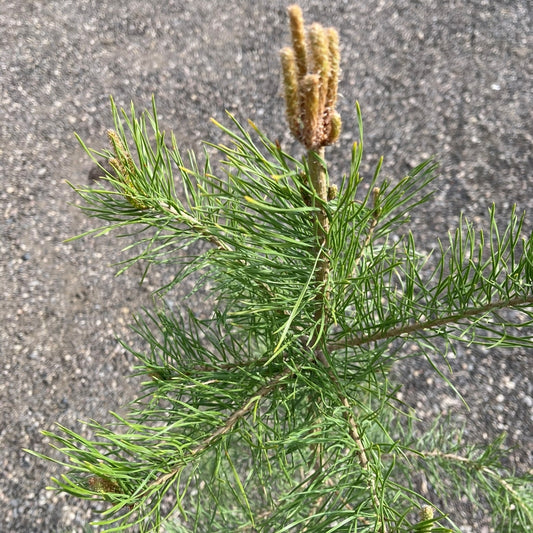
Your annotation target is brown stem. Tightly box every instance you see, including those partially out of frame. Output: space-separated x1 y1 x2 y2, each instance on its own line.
141 367 292 495
307 148 329 240
327 294 533 352
305 148 388 532
307 148 331 347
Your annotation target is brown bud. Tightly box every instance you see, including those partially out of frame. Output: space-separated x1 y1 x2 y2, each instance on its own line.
325 27 340 111
282 6 342 150
280 47 301 139
300 74 320 149
307 23 329 110
288 5 307 80
108 157 125 178
88 476 121 494
325 111 342 145
327 184 338 201
107 130 136 176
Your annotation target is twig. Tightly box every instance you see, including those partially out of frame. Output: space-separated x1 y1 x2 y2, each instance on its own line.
327 294 533 352
142 366 292 494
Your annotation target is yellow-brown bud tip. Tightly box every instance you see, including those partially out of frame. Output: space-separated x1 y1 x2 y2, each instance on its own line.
325 27 340 110
288 5 307 79
107 129 123 152
300 74 320 149
419 505 434 521
280 47 301 138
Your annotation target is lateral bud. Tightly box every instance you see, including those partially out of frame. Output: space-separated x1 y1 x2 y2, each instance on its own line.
88 475 121 494
372 186 381 217
106 130 147 209
417 506 435 532
325 111 341 146
327 184 338 201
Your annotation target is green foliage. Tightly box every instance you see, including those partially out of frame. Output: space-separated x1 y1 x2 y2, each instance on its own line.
28 6 532 533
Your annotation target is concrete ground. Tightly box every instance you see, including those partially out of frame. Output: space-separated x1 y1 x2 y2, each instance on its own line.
1 1 531 531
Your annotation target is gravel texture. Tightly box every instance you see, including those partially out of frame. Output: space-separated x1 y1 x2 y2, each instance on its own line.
1 1 531 531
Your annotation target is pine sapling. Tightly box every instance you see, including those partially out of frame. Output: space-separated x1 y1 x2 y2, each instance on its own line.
29 5 533 533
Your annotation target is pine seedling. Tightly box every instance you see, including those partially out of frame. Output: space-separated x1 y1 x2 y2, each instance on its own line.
28 5 533 533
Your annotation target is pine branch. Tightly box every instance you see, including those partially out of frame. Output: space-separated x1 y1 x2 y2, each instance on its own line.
422 449 532 519
140 366 293 495
329 294 533 352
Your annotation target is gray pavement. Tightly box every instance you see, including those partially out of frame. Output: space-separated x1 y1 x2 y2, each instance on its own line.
1 1 531 531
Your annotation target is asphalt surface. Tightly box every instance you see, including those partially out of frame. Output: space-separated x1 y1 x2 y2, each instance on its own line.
1 1 531 531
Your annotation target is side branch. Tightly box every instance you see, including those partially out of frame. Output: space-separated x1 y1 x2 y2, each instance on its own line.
143 367 292 494
160 202 231 252
328 294 533 352
315 345 386 530
415 450 533 523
